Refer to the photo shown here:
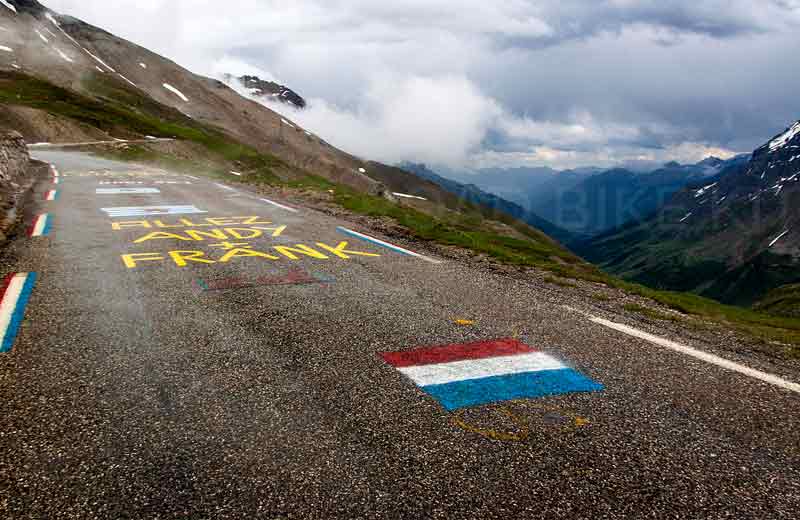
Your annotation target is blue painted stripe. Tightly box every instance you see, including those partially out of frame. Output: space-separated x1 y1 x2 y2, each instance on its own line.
41 215 52 236
421 368 604 411
1 273 37 353
337 226 414 257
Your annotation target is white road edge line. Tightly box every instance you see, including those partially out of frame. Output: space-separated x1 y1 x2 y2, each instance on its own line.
590 316 800 395
259 197 299 213
337 226 442 264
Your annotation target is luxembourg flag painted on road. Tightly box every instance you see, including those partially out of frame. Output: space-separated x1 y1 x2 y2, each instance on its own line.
381 338 603 411
0 273 37 353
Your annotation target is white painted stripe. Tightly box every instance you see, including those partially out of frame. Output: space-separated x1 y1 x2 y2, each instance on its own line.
590 317 800 395
229 171 242 176
260 197 299 213
96 188 160 194
31 214 48 237
101 205 207 217
215 183 237 192
0 275 26 344
52 177 60 184
399 352 566 387
185 175 199 180
337 226 442 264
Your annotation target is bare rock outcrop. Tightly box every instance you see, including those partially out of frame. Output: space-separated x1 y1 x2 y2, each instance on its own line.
0 131 42 241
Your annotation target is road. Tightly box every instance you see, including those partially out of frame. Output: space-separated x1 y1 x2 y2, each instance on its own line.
1 150 799 519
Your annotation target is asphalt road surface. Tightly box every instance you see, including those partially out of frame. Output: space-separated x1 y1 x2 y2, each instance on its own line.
1 150 799 519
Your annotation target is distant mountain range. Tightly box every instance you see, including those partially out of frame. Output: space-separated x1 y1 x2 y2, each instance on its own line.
432 157 748 237
579 120 800 306
533 156 750 235
400 163 577 245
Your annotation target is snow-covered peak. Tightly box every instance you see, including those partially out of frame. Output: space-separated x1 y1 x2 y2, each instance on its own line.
769 121 800 152
0 1 17 14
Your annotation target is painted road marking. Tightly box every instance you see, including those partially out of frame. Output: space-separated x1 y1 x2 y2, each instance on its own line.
44 190 58 201
185 175 199 180
96 188 161 195
215 183 237 192
29 214 51 237
52 177 60 185
260 198 299 213
337 226 441 264
0 273 37 353
590 317 800 395
382 339 603 411
50 165 59 177
101 206 207 218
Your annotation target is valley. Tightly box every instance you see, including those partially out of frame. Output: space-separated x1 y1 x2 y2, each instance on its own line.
0 0 799 517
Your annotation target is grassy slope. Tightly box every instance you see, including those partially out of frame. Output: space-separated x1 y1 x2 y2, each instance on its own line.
754 284 800 318
2 70 799 354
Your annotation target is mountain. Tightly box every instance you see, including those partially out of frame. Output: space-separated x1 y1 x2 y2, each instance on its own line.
532 157 749 236
439 166 595 210
0 0 389 194
223 74 306 109
579 120 800 306
0 0 589 269
400 163 577 245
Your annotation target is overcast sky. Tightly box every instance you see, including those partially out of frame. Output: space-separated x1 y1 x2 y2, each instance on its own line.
46 0 800 170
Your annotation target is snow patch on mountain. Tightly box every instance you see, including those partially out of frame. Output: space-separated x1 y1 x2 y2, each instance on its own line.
769 122 800 152
694 182 717 198
163 83 188 102
46 11 117 73
769 229 790 248
55 48 73 63
118 74 138 88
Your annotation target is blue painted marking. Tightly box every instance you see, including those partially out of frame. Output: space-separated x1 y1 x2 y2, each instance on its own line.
1 273 37 353
422 368 604 411
336 226 415 257
42 216 52 236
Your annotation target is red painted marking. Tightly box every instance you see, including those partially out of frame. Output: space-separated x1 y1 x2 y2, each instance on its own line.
27 219 37 237
0 273 16 303
381 338 536 368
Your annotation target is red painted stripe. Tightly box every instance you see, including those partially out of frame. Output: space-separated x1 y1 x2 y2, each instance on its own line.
27 216 38 237
381 338 536 368
0 273 17 303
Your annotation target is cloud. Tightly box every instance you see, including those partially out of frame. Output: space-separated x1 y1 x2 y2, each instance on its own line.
44 0 800 170
231 73 502 166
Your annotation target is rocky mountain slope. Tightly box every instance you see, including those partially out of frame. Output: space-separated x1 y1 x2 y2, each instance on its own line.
0 0 384 193
222 74 306 109
580 120 800 306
